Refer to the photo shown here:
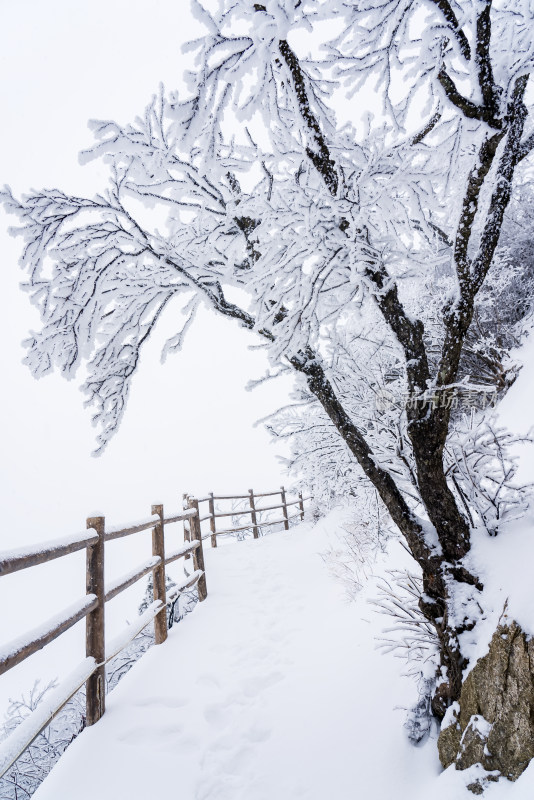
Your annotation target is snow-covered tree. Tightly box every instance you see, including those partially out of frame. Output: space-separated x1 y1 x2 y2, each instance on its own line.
138 572 198 629
3 0 534 722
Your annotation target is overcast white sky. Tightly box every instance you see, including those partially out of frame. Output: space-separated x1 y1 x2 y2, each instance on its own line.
0 1 296 714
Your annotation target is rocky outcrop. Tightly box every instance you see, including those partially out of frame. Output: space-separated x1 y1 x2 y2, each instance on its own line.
438 620 534 784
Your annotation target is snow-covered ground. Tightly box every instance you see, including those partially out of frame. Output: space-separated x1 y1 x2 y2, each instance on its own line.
28 507 534 800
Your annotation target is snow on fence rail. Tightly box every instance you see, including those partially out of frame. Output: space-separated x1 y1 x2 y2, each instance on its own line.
0 486 309 780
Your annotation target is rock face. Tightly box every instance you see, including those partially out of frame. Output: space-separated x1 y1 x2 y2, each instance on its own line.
438 620 534 782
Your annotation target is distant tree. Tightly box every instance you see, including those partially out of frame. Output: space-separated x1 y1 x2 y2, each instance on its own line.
3 0 534 722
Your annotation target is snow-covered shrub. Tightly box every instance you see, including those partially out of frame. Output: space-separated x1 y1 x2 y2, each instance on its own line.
138 572 198 632
444 417 533 537
370 570 439 677
369 570 440 744
0 681 85 800
320 494 393 600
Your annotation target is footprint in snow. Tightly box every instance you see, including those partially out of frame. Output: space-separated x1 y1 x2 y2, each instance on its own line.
203 694 248 728
241 671 284 698
245 724 271 743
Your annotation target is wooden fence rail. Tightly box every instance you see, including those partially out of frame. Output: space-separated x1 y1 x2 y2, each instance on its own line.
0 486 309 779
195 486 310 547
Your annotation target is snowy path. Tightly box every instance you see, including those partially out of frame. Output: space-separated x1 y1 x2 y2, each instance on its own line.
32 516 533 800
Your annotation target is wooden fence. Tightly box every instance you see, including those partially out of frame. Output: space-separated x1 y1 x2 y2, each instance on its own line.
0 486 309 779
194 486 307 545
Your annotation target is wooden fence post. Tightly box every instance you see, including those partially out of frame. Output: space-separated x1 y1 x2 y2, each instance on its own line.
85 516 106 726
298 491 305 521
280 486 290 531
249 489 259 539
209 492 217 548
183 492 191 560
187 496 208 601
151 504 168 645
